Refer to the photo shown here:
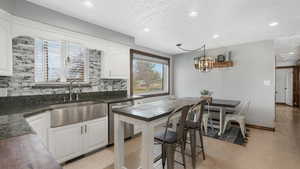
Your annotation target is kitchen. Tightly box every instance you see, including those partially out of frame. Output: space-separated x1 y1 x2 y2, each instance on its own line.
1 1 300 169
0 1 172 168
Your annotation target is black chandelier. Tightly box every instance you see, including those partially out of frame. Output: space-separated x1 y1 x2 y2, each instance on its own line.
176 44 214 72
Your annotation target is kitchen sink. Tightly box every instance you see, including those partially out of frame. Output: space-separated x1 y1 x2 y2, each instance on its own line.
50 101 97 109
50 102 107 128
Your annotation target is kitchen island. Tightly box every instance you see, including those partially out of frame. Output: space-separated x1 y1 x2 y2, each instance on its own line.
112 98 201 169
112 97 241 169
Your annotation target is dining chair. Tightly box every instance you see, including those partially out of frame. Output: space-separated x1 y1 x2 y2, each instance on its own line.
202 104 236 134
202 101 213 135
184 100 206 169
154 104 191 169
222 101 250 138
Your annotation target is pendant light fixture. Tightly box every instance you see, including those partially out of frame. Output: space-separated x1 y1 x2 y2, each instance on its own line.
176 44 214 72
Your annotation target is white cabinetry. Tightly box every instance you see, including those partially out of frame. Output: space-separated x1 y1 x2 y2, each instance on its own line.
101 47 130 79
48 123 83 163
83 118 108 153
49 117 108 163
26 112 50 148
0 10 12 76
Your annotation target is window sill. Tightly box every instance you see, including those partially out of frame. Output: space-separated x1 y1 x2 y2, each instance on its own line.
134 92 170 98
32 82 91 88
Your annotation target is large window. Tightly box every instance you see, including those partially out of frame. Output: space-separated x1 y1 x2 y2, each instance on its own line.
35 39 88 83
131 50 170 96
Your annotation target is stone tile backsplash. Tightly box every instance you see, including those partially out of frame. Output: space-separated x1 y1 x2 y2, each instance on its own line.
0 36 127 97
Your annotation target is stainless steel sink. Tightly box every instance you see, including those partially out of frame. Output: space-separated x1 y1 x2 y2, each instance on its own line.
50 102 107 128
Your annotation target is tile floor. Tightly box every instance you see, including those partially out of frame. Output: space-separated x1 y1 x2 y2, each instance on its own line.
63 105 300 169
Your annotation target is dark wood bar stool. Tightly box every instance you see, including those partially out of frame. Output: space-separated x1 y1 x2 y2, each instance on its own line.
184 100 206 169
154 105 191 169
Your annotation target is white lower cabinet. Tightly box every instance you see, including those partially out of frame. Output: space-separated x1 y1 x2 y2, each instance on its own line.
83 118 108 154
49 123 84 163
49 117 108 163
26 112 50 148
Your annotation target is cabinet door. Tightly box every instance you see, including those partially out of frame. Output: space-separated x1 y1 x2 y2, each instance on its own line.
0 10 12 76
49 124 83 163
83 117 108 153
26 112 50 148
102 46 130 79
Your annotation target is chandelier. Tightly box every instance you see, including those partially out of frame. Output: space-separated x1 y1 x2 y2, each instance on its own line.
176 44 214 72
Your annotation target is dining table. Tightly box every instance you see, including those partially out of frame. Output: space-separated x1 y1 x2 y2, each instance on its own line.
112 97 240 169
194 98 241 135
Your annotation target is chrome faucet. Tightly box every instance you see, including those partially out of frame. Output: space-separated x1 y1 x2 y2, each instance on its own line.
68 81 74 101
76 84 82 101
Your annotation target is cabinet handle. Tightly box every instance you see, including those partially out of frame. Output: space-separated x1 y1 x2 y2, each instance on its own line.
81 126 83 135
85 125 87 133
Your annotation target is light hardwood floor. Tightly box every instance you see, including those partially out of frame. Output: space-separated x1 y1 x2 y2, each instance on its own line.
63 105 300 169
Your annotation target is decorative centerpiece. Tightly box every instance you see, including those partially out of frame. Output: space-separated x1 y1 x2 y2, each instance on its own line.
200 89 213 103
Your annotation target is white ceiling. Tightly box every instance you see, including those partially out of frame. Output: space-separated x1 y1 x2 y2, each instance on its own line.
275 35 300 64
27 0 300 55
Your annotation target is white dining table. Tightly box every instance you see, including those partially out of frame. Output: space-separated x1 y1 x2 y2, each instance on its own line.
203 99 241 135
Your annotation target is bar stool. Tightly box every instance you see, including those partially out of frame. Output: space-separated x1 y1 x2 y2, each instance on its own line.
184 100 206 169
154 105 191 169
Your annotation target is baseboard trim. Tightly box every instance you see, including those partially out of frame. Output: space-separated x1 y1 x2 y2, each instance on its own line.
276 103 294 107
246 124 275 132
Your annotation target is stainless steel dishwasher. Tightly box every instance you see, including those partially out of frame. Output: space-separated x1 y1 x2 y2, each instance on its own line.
108 101 134 145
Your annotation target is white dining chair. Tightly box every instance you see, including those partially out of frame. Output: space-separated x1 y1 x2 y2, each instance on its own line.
202 102 212 135
202 115 208 135
222 101 250 138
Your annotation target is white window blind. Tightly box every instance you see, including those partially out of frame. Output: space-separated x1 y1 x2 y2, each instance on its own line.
35 39 63 82
35 39 88 83
66 42 88 82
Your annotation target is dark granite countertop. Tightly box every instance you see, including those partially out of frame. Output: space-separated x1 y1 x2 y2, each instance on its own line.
0 114 34 140
113 98 199 121
0 95 144 141
0 134 62 169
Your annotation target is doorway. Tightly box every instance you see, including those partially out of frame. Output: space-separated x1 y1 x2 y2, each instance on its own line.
275 68 293 106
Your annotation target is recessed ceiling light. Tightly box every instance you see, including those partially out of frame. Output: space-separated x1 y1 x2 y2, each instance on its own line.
289 52 295 55
189 11 198 17
213 34 220 39
269 22 279 27
82 0 94 8
143 28 150 32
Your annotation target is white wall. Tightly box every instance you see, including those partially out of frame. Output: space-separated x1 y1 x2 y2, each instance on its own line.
173 40 275 128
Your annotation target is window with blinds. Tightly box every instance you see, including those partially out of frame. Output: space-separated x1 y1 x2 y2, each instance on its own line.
34 39 88 83
66 42 87 82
